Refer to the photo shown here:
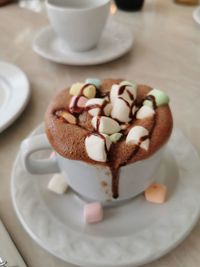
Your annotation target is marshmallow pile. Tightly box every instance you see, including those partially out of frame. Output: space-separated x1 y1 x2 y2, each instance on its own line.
63 79 170 163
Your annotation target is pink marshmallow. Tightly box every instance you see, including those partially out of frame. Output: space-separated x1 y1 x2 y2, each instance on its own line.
84 202 103 224
69 96 88 110
78 96 88 107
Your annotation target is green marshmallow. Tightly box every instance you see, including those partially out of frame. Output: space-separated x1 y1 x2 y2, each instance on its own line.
144 89 169 107
110 133 123 143
85 78 101 89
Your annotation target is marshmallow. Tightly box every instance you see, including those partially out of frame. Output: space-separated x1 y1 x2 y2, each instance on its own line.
70 95 88 108
110 133 123 143
69 82 84 96
143 89 169 107
143 100 153 109
110 81 137 104
55 110 77 125
83 84 96 99
91 116 121 135
136 105 155 120
140 139 150 151
85 98 112 117
145 183 167 204
119 80 137 99
85 134 111 162
84 202 103 224
48 173 68 194
85 78 101 89
110 84 120 103
126 125 150 151
111 98 131 123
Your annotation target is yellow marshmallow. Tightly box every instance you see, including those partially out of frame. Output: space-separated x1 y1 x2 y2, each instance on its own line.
83 85 96 99
69 82 84 96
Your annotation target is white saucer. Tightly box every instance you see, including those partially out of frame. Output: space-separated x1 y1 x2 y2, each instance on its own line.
193 6 200 25
11 125 200 267
0 61 30 133
33 21 134 66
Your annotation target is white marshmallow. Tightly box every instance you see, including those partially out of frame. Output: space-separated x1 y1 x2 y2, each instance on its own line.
104 103 112 116
85 98 112 116
111 98 131 123
140 139 150 151
136 106 155 120
110 84 120 103
110 82 137 104
91 116 121 134
85 134 111 162
119 81 137 99
48 173 68 194
126 126 150 151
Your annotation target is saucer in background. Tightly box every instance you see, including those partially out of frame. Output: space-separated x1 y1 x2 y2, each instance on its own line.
193 6 200 25
33 20 134 66
0 61 30 133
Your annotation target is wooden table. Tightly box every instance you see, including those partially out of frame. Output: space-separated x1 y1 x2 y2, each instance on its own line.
0 1 200 266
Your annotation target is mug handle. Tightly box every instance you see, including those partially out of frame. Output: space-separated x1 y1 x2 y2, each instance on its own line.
21 134 59 174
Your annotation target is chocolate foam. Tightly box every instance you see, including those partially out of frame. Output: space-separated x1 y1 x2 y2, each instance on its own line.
45 79 173 198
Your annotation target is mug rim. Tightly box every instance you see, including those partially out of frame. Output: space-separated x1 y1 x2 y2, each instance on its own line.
46 0 111 12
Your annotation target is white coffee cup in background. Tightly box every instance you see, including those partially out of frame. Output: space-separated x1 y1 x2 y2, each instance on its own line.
46 0 111 52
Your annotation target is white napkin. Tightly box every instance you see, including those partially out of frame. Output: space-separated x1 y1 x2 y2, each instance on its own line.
0 220 27 267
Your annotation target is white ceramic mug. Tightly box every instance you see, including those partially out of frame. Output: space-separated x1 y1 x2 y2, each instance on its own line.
46 0 111 52
21 133 165 205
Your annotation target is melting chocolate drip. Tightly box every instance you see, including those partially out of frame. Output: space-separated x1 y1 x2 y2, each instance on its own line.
110 167 120 199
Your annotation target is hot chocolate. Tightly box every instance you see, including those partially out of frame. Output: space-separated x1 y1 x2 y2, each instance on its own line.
45 78 173 199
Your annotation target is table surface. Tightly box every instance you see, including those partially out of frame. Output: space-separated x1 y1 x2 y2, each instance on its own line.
0 1 200 267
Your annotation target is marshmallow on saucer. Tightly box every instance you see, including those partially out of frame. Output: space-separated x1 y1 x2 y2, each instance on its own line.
136 105 155 120
126 125 150 151
84 202 103 224
145 183 167 204
85 98 112 117
91 116 121 135
85 133 111 162
48 173 68 194
111 98 132 123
